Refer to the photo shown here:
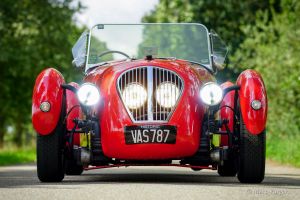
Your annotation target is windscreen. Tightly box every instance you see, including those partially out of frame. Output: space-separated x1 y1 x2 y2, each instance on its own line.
87 24 211 69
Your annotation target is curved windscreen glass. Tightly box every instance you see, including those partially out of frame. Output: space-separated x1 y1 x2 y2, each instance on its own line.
87 24 211 69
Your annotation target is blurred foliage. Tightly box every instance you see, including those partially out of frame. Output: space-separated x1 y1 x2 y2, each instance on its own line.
0 147 35 166
231 0 300 165
145 0 300 166
143 0 281 81
137 24 210 65
0 0 83 147
88 35 113 64
143 0 281 54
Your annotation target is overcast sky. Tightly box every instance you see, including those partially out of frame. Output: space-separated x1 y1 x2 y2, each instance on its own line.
75 0 159 27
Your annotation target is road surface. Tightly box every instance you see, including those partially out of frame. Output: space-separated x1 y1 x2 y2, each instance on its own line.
0 161 299 200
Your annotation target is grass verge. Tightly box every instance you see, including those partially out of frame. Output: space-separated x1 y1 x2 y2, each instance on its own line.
267 134 300 168
0 148 36 166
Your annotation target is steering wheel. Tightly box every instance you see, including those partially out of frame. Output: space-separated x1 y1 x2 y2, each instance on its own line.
98 50 131 59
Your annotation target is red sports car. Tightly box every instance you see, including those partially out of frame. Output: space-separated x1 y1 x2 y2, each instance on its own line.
32 23 267 183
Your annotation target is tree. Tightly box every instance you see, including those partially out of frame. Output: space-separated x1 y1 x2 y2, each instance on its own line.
143 0 281 81
0 0 82 147
231 0 300 163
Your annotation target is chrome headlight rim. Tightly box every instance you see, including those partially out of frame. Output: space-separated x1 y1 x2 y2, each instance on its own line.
122 82 147 110
199 82 223 106
77 83 101 106
155 81 180 109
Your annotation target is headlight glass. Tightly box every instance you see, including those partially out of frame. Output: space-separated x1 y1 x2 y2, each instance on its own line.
77 83 100 106
122 83 147 109
155 82 180 108
200 82 223 106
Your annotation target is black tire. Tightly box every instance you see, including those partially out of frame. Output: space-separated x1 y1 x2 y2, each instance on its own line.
65 160 83 175
237 119 266 183
218 159 237 176
191 168 202 171
37 117 65 182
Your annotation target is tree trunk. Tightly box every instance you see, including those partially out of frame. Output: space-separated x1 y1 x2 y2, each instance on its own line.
13 118 24 148
0 118 5 148
0 128 4 149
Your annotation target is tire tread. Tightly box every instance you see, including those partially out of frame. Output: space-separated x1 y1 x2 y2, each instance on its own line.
37 125 65 182
237 122 265 183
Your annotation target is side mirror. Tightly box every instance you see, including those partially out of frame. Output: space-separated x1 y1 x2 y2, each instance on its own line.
210 30 228 71
72 31 89 68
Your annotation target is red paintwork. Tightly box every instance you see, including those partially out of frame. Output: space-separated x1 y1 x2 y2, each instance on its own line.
84 164 216 170
84 59 214 160
237 70 268 135
66 82 81 145
220 81 235 146
32 68 65 135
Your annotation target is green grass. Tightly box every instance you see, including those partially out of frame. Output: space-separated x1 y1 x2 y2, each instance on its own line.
0 148 36 166
267 134 300 167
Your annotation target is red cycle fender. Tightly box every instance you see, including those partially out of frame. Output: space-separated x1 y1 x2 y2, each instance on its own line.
220 81 235 146
237 69 268 135
66 82 81 145
32 68 65 135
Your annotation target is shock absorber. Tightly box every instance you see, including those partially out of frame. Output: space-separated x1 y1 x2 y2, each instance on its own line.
89 118 109 165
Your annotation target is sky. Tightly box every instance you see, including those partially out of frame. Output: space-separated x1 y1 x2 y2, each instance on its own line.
75 0 159 28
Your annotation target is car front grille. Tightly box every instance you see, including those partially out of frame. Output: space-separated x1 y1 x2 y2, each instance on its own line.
117 66 184 122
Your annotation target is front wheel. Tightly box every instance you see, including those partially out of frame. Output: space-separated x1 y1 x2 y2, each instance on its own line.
37 122 65 182
237 120 266 183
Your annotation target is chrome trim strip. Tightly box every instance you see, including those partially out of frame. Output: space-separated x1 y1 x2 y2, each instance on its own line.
147 66 153 121
84 28 93 74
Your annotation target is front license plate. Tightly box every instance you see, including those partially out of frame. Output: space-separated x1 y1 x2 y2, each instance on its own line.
124 125 177 144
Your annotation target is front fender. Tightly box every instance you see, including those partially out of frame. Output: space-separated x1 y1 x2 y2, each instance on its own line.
220 81 235 146
237 69 268 135
66 82 82 145
32 68 65 135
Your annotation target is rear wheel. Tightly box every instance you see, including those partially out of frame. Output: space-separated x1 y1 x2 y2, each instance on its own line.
191 168 202 171
65 160 83 175
237 118 266 183
218 159 237 176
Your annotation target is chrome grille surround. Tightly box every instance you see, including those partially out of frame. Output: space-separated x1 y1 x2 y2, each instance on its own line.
117 66 184 123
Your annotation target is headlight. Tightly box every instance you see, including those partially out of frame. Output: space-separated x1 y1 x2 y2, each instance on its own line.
77 83 100 106
122 83 147 109
200 82 223 106
155 82 180 108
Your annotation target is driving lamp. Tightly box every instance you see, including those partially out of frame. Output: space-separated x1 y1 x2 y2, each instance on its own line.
155 82 180 108
122 83 147 109
77 83 100 106
200 82 223 106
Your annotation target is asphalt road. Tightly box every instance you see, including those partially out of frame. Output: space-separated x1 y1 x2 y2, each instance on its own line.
0 161 299 200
